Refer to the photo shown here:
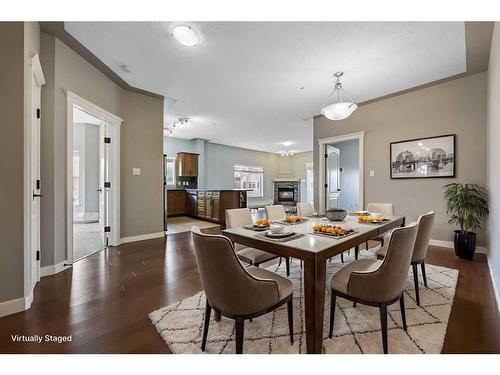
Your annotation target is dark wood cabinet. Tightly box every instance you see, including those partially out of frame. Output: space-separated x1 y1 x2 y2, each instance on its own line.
176 152 199 177
167 189 246 226
167 190 187 216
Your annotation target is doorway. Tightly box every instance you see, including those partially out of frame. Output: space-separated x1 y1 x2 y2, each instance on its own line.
66 91 122 264
72 107 109 260
318 131 364 213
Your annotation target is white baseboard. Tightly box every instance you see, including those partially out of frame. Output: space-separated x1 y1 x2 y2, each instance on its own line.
120 231 165 244
41 260 70 277
486 253 500 315
429 239 488 254
0 291 33 318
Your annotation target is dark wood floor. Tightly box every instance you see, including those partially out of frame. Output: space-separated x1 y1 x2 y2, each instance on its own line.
0 227 499 353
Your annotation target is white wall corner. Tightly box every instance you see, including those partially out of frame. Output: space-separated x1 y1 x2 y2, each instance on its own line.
120 231 165 245
486 253 500 314
0 291 33 318
41 260 70 278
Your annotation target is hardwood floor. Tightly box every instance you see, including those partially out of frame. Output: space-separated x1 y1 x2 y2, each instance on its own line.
0 227 499 353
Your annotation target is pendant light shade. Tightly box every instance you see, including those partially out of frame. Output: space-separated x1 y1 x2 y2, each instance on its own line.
320 72 357 121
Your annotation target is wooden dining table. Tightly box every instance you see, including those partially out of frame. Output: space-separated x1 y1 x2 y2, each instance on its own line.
222 214 405 354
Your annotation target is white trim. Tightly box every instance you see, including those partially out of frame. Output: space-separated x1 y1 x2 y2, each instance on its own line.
0 291 33 318
40 260 70 278
429 239 488 254
318 131 365 212
30 52 45 87
66 91 122 264
486 253 500 314
120 232 165 244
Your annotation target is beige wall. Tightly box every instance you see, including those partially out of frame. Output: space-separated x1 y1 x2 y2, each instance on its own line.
121 90 164 238
40 33 164 266
314 73 488 246
0 23 25 302
487 23 500 299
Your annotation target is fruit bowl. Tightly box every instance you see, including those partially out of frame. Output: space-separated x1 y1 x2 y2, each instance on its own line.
325 209 347 222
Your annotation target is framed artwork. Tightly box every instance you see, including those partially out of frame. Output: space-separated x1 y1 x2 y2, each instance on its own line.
390 134 456 179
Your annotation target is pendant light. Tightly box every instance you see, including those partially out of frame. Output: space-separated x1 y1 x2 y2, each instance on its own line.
320 72 358 121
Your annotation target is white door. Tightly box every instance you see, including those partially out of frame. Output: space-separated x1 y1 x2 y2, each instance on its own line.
98 124 108 246
325 145 340 210
31 70 42 288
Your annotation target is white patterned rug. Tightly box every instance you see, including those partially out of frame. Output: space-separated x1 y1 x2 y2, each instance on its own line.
149 249 458 354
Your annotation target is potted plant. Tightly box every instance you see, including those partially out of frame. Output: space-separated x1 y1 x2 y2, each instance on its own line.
444 183 489 260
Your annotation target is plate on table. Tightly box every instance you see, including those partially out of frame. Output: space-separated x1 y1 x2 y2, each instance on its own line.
311 225 357 239
265 231 296 239
243 224 269 231
350 210 369 216
277 216 308 225
357 215 390 225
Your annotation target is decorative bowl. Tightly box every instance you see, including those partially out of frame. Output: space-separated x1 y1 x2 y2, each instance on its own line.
325 208 347 222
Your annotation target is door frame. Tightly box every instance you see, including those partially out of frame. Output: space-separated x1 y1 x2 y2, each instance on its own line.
318 131 365 212
23 53 45 304
66 91 122 264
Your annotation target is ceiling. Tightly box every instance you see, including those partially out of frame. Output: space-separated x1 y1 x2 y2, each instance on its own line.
65 22 466 154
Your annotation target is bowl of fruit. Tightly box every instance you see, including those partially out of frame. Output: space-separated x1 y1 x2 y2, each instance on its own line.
254 219 271 228
284 215 303 224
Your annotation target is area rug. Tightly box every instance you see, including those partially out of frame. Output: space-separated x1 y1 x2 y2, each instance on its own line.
149 249 458 354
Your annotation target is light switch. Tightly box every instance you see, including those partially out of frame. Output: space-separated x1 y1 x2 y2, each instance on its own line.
369 170 375 177
133 168 141 176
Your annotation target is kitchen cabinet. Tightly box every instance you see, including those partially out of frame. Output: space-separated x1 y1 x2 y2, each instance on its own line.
176 152 199 177
166 190 187 216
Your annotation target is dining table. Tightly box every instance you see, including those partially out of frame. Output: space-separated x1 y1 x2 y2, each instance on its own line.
222 213 406 354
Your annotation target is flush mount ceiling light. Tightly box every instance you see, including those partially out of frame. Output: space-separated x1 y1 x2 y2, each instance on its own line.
281 141 293 147
174 117 190 127
281 151 294 157
172 25 199 47
320 72 358 121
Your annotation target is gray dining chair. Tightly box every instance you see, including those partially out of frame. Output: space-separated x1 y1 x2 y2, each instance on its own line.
329 222 418 354
226 208 290 276
191 226 294 354
375 211 435 306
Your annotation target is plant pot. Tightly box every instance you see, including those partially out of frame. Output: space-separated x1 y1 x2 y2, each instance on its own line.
453 230 477 260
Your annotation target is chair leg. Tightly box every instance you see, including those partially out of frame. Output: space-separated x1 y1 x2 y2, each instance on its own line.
286 257 290 276
300 260 302 269
365 241 369 251
379 303 388 354
340 253 344 263
328 292 337 338
329 257 332 263
399 293 407 332
355 245 359 260
421 262 428 287
277 257 282 269
235 317 245 354
353 301 357 308
287 299 294 344
412 264 420 306
201 301 212 351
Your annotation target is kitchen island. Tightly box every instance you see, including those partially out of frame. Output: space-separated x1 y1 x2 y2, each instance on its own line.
166 189 249 227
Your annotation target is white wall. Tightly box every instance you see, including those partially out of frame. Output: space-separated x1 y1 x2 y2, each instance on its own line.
487 22 500 307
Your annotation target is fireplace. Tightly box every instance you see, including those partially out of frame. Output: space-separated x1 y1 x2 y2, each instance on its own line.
277 187 295 202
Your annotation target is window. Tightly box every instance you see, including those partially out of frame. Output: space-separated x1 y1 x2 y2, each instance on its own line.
165 157 176 187
72 150 80 206
234 164 264 198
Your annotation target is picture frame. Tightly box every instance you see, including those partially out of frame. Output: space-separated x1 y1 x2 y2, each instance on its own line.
390 134 456 179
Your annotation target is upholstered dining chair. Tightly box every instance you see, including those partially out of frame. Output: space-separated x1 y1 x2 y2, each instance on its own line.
265 204 286 221
375 211 435 306
365 203 395 250
191 226 294 354
226 208 290 276
328 222 418 354
296 202 314 217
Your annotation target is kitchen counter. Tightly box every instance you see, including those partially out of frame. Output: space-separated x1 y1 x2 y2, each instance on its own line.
185 188 251 192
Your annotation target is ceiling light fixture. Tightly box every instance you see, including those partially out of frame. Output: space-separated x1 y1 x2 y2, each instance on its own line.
281 151 294 157
320 72 358 121
282 141 293 147
172 25 199 47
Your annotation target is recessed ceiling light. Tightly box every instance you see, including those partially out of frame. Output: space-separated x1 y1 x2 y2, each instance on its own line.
172 25 199 47
282 141 293 147
121 65 133 73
